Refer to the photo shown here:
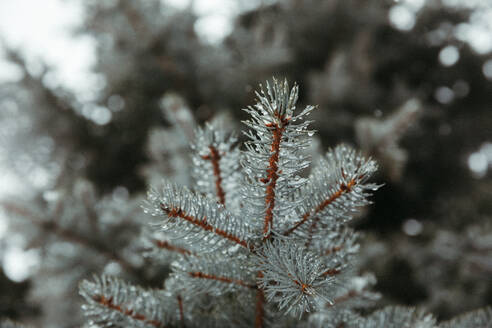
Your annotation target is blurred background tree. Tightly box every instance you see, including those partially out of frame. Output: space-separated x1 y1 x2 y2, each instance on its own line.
0 0 491 326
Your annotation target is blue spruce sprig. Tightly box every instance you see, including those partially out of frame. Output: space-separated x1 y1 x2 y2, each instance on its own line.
80 78 381 327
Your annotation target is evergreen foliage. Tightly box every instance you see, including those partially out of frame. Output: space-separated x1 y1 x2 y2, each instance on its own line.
78 78 380 326
1 0 491 327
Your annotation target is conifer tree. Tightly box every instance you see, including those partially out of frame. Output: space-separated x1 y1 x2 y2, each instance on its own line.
1 1 492 327
73 78 492 328
78 78 381 327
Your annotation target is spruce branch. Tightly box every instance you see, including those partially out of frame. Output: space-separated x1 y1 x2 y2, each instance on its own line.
153 239 194 256
284 145 380 237
144 183 255 252
241 78 316 240
172 255 256 297
202 145 226 204
255 273 267 328
80 78 385 327
361 306 436 328
191 123 241 208
304 308 363 328
177 295 185 326
308 226 360 263
79 275 176 328
141 230 197 262
254 240 341 317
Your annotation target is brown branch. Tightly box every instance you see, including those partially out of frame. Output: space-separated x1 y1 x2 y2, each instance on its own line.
283 177 357 236
188 272 256 289
177 295 185 327
293 280 312 294
255 272 266 328
262 117 289 240
1 202 35 219
322 268 342 276
94 295 164 327
286 272 312 295
201 146 226 205
324 246 343 256
286 267 341 296
160 204 250 249
153 240 194 256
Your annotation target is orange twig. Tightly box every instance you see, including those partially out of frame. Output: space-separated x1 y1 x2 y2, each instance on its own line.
322 268 341 276
161 204 249 249
153 240 194 256
324 245 343 256
201 146 226 205
94 295 164 327
255 272 266 328
262 117 289 240
285 272 312 295
284 178 357 236
188 272 256 289
177 295 185 327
